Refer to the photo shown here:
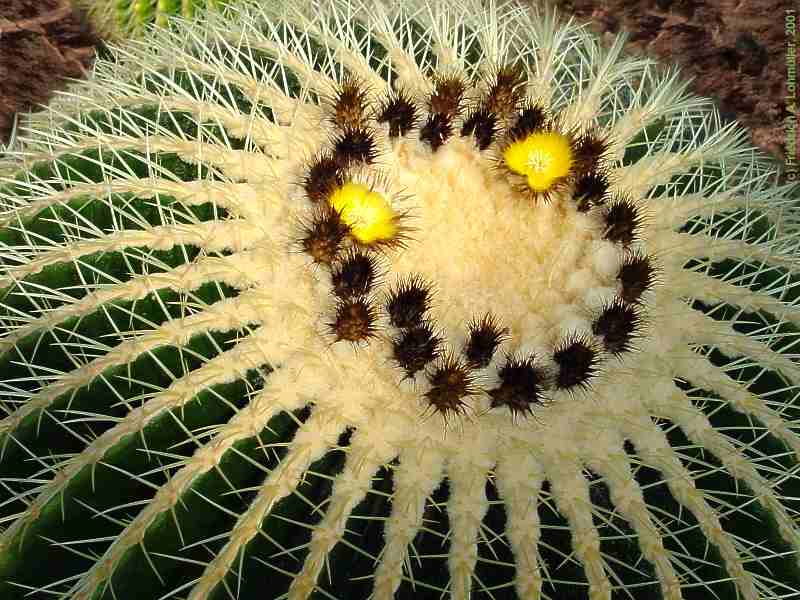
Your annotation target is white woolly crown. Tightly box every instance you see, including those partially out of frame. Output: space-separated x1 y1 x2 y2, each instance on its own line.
1 1 799 600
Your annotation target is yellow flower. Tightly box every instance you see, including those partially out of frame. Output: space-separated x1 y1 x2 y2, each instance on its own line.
329 181 398 244
504 131 573 192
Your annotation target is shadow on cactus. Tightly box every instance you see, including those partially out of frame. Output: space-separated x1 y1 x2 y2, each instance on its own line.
1 1 800 599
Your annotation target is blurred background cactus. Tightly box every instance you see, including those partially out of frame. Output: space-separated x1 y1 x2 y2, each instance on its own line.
75 0 231 39
1 1 800 599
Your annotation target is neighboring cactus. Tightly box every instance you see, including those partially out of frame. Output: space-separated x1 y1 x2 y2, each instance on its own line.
1 1 800 599
78 0 230 39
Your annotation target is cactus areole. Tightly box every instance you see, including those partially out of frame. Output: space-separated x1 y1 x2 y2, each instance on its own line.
1 1 799 599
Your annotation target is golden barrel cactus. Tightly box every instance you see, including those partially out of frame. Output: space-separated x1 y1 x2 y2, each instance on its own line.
0 1 799 599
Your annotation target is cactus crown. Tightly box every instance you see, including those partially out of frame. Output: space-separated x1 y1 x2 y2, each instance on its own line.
1 1 800 599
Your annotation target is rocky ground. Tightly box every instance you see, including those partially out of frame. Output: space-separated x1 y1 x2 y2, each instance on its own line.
555 0 793 168
0 0 98 146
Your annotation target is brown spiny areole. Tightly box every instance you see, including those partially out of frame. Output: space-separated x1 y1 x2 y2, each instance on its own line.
428 74 466 116
331 76 370 129
330 248 381 298
592 300 640 354
299 206 350 265
424 353 478 417
463 312 508 368
377 90 418 137
385 275 433 329
420 112 454 151
617 253 656 304
392 322 442 377
303 152 342 203
603 195 641 247
506 102 547 141
572 170 610 212
553 337 600 390
333 126 378 166
331 297 379 342
573 130 611 173
484 63 526 116
461 108 497 150
489 354 548 417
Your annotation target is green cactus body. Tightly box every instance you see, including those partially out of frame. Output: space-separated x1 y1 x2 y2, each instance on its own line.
1 1 800 599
